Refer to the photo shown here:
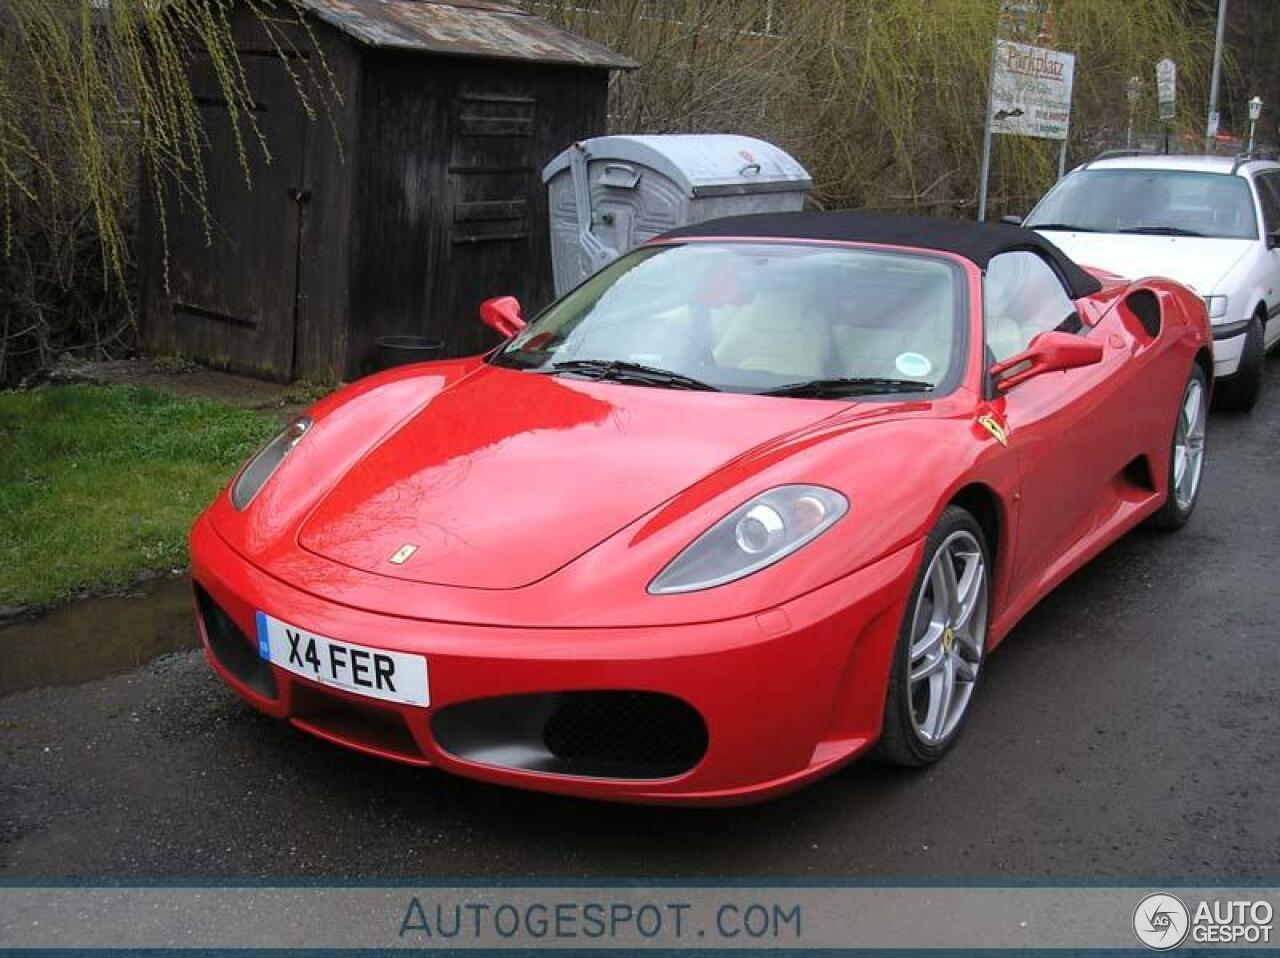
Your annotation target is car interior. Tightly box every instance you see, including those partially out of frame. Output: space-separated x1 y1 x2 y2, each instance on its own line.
983 250 1079 363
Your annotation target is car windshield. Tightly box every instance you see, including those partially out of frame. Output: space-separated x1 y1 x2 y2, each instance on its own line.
491 242 965 397
1025 169 1258 240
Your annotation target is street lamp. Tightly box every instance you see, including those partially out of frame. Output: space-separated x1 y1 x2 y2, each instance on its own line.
1247 96 1263 153
1126 76 1140 149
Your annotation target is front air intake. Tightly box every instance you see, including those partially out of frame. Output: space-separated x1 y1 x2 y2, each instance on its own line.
195 584 277 699
432 690 708 780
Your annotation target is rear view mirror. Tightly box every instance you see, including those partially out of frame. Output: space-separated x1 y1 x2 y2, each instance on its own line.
479 296 527 338
989 330 1103 392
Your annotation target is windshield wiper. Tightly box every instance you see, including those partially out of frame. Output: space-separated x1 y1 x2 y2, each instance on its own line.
759 377 935 398
1026 222 1099 232
1119 225 1206 237
541 358 720 392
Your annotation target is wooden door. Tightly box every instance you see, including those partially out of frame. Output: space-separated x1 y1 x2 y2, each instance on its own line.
159 53 308 380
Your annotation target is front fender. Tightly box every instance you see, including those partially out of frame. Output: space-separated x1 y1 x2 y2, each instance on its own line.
535 402 1019 627
1215 247 1270 329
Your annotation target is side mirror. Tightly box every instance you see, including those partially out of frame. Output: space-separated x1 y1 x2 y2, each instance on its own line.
479 296 527 338
989 330 1104 392
1000 214 1024 226
1267 230 1280 250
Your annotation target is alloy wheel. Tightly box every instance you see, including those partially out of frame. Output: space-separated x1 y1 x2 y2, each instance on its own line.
1172 377 1207 511
908 530 988 744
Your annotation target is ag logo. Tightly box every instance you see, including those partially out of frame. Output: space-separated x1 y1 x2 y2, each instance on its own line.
1134 893 1190 950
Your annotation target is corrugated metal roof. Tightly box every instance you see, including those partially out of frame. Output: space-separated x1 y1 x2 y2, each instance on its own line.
301 0 637 69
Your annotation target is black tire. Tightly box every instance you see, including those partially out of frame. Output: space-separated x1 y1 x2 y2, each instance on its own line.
875 506 991 768
1213 314 1264 413
1148 363 1209 532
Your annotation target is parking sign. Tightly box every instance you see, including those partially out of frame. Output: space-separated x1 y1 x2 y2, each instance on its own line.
990 40 1075 140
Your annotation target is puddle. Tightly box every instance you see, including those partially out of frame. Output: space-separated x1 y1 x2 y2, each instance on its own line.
0 576 198 696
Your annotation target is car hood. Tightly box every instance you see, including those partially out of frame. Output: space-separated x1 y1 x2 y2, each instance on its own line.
297 366 842 590
1034 230 1254 295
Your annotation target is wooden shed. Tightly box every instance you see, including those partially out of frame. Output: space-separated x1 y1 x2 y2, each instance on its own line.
141 0 634 382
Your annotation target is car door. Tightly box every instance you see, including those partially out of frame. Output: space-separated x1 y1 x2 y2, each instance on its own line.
1253 171 1280 348
983 251 1134 603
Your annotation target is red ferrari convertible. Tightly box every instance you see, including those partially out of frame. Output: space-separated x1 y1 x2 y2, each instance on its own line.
191 212 1211 804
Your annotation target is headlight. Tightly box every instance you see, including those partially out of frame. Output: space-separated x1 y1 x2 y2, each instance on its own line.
1204 295 1229 320
648 485 848 594
230 416 311 510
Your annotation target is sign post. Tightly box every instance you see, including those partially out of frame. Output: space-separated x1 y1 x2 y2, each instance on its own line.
1156 58 1177 154
1205 0 1228 153
1126 76 1141 149
978 39 1076 220
977 42 999 222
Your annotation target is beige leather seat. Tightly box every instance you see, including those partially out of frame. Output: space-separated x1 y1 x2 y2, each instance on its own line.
710 290 829 379
828 282 954 380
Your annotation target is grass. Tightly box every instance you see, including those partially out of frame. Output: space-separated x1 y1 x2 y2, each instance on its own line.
281 379 334 406
0 383 278 609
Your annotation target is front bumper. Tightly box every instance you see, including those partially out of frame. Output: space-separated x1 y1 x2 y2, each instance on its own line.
1211 323 1248 378
190 514 921 805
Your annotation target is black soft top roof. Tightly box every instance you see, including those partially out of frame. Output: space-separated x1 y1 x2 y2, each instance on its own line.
659 210 1103 299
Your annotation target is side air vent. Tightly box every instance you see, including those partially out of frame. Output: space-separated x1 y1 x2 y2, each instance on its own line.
1122 455 1156 493
1125 289 1162 338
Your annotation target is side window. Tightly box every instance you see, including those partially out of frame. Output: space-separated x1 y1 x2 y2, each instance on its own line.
1255 173 1280 235
984 251 1078 363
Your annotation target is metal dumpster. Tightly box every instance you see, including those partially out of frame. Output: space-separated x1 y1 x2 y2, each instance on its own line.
543 134 812 296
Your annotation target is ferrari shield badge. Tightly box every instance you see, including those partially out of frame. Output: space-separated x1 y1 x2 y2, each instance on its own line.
388 543 418 565
977 414 1009 446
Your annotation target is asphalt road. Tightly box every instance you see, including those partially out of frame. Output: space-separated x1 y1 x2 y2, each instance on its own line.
2 360 1279 880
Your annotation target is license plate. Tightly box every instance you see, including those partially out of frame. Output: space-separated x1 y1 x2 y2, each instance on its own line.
256 612 429 707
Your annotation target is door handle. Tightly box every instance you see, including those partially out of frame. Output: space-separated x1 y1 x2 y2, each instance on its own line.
287 187 312 206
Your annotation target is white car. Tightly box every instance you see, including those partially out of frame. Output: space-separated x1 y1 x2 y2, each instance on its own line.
1021 154 1280 411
